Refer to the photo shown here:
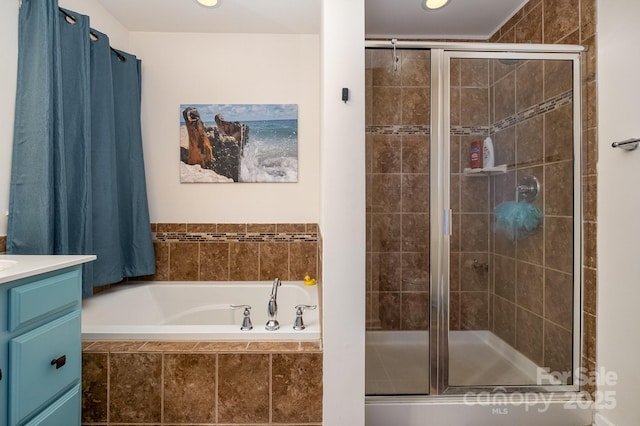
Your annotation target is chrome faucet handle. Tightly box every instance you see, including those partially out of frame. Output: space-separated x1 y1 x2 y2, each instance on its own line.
231 305 253 331
293 304 317 331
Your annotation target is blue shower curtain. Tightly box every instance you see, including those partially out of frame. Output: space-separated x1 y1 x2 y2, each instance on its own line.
7 0 155 296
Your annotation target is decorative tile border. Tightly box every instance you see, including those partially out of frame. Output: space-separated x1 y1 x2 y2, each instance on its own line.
151 223 318 243
493 90 573 132
366 124 429 135
451 125 490 136
154 231 317 243
366 90 573 137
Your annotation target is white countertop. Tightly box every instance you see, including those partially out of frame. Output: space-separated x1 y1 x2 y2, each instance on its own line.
0 254 96 284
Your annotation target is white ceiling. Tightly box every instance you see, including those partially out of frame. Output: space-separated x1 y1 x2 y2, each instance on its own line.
95 0 322 34
95 0 528 39
365 0 529 40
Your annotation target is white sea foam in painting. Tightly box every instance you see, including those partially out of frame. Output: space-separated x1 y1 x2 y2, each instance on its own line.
179 161 233 183
238 119 298 183
240 139 298 183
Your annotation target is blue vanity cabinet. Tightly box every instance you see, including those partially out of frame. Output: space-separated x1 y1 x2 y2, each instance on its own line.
0 265 83 426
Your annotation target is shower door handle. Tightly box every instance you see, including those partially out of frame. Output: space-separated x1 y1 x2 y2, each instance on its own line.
443 209 452 236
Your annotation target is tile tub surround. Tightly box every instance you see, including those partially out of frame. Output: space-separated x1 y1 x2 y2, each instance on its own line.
84 225 322 424
147 223 320 283
82 340 323 425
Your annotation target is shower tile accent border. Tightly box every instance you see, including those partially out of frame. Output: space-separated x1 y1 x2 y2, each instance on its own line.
366 123 490 136
492 90 573 133
365 90 573 138
450 125 490 136
366 124 430 135
82 340 323 425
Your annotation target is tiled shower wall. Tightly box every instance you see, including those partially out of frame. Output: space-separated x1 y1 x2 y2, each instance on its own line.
449 59 492 331
365 49 431 330
489 0 598 393
489 59 575 377
365 51 576 336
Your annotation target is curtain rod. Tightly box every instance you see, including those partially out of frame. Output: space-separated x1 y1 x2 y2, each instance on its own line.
58 7 127 62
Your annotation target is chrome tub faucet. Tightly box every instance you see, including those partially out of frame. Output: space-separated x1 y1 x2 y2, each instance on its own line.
266 277 281 330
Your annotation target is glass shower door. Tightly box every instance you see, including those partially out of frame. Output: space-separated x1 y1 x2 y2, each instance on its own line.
365 48 431 395
441 51 581 392
364 46 582 398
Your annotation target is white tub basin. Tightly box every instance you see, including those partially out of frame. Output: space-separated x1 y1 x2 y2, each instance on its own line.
0 259 17 271
82 280 320 340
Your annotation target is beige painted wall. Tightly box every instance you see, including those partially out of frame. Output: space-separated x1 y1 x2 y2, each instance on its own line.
129 31 320 224
0 1 19 236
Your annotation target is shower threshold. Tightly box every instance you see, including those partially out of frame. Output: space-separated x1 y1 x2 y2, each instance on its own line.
365 330 592 425
366 393 593 426
366 330 552 394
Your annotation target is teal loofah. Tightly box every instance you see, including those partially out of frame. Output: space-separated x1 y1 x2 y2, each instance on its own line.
495 201 542 241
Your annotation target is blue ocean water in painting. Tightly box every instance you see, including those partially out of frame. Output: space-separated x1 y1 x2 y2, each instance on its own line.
240 119 298 182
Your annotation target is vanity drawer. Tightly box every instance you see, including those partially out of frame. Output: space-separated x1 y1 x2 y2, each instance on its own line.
9 311 81 425
23 384 81 426
8 268 81 331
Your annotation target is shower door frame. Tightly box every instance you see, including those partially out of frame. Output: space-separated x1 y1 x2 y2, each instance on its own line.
365 40 585 398
431 47 584 396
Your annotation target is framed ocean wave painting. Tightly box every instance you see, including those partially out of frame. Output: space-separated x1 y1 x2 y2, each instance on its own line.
179 103 298 183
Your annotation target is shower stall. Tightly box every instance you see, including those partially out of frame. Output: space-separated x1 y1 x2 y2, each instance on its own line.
365 42 591 425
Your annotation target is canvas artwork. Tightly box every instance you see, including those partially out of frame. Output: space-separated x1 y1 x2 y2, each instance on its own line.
179 104 298 183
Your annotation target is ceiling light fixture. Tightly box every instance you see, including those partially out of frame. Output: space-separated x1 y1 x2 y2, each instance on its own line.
424 0 450 10
196 0 220 8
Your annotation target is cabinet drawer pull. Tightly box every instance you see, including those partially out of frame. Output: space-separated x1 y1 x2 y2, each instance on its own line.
50 355 66 369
